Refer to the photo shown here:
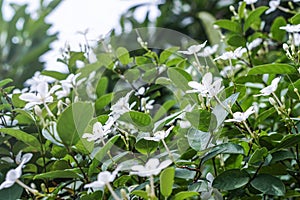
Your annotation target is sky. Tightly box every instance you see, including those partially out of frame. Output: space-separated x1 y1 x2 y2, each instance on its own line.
4 0 158 72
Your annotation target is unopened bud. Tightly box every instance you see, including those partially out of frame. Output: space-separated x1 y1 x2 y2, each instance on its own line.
283 43 289 51
146 184 151 194
65 98 71 104
280 96 285 103
34 105 42 117
294 88 298 93
269 97 276 105
213 25 219 30
137 37 143 44
121 189 128 200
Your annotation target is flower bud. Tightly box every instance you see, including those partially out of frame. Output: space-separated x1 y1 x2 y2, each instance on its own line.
269 97 276 105
229 5 235 13
283 43 289 51
34 105 42 117
121 189 128 200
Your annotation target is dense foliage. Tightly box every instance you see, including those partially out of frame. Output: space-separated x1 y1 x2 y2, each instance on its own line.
0 0 300 199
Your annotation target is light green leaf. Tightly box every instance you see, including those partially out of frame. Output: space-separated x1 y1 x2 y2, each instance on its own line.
0 128 40 151
57 102 94 146
0 78 13 88
94 135 120 161
96 77 108 97
213 169 249 190
95 93 114 111
41 70 68 80
160 167 175 197
131 190 149 199
135 138 158 155
116 47 132 65
290 13 300 25
227 34 246 47
250 174 285 196
186 109 217 132
187 128 210 151
214 19 242 33
271 17 286 41
174 191 199 200
120 111 153 131
248 63 297 75
159 46 180 63
198 11 220 44
167 67 192 91
153 100 176 122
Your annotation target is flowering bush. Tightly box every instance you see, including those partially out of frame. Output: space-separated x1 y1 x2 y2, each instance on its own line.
0 1 300 199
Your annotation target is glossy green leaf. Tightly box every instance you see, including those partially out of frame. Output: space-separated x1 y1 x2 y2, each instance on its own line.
274 134 300 150
95 93 114 111
248 63 297 75
270 17 286 41
57 102 94 146
244 6 268 31
0 128 40 151
250 174 285 196
186 109 217 132
41 70 68 80
227 34 246 47
174 191 199 200
131 190 148 199
213 169 249 190
167 67 192 91
290 13 300 25
0 183 23 200
120 111 153 131
96 77 108 97
248 147 268 165
214 19 242 33
135 138 158 155
0 78 13 88
160 167 175 197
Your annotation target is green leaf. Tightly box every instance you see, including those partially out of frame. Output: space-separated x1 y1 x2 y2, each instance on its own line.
270 17 286 41
0 128 40 151
256 107 276 125
238 2 247 19
160 167 175 197
214 19 242 33
213 169 249 190
116 47 131 65
287 79 300 99
34 170 80 180
227 34 246 47
167 67 192 91
135 138 158 155
159 47 180 63
80 191 103 200
57 102 94 146
135 56 151 65
244 6 268 31
94 135 120 161
0 184 23 200
97 53 114 69
290 13 300 25
174 191 199 200
250 174 285 196
187 128 210 151
248 63 297 75
131 190 148 199
248 147 268 166
186 109 217 132
95 93 114 111
96 77 108 97
124 68 140 82
120 111 153 131
274 134 300 150
0 78 13 88
153 100 176 122
41 70 68 80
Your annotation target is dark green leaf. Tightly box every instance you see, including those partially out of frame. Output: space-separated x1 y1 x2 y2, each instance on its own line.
227 34 246 47
186 109 217 132
0 184 23 200
213 169 249 190
290 13 300 25
250 174 285 196
274 134 300 150
248 147 268 165
135 138 158 155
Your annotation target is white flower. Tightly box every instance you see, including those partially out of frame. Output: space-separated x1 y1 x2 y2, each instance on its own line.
280 24 300 33
214 47 246 60
265 0 280 14
200 173 223 200
84 168 119 189
55 85 71 99
243 0 258 4
19 82 60 109
82 117 114 143
130 158 172 177
225 106 255 123
294 33 300 46
220 64 242 78
60 73 86 89
198 44 219 57
24 71 50 92
247 38 263 50
178 41 207 55
256 77 281 96
141 97 155 111
144 126 174 141
110 92 136 119
187 72 224 98
0 153 32 190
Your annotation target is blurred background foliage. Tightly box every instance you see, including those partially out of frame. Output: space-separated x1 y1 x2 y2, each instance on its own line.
0 0 61 88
